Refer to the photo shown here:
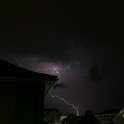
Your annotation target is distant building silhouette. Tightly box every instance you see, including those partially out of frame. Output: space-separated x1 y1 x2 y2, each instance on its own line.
0 59 58 124
94 109 120 124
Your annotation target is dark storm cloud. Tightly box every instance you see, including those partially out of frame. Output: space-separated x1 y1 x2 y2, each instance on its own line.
86 64 103 83
53 82 69 89
86 57 111 83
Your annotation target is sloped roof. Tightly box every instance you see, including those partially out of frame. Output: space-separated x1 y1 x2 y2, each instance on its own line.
0 59 58 80
0 59 58 96
94 109 120 115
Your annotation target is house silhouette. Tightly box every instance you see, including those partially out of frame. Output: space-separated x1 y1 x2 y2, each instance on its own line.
0 59 58 124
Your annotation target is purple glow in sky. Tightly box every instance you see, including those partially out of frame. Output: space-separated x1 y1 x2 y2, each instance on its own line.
10 55 81 115
2 42 123 115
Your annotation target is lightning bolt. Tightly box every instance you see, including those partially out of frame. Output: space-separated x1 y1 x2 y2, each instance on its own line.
50 93 79 116
36 63 72 74
12 56 24 68
12 56 71 75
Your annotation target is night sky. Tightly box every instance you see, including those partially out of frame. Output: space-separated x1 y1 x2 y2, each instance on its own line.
0 1 124 115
